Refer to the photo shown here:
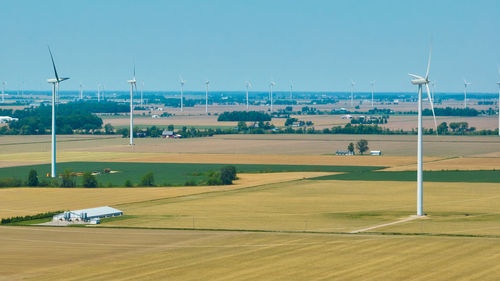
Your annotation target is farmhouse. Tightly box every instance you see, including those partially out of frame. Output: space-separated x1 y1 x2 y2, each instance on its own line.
0 116 18 123
162 130 182 139
370 150 382 156
53 206 123 224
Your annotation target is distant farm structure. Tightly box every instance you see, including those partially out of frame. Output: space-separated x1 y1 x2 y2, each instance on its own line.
51 206 122 225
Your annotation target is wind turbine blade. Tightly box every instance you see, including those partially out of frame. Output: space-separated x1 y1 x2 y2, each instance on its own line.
408 73 423 80
425 83 438 135
425 43 432 79
47 46 60 81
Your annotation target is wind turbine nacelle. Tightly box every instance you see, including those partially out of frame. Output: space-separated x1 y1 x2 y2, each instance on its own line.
128 79 137 84
411 79 428 85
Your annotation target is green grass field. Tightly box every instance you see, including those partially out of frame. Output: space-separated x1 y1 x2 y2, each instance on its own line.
0 162 381 186
314 169 500 183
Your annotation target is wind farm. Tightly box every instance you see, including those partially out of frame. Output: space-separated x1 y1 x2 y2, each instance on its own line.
0 1 499 280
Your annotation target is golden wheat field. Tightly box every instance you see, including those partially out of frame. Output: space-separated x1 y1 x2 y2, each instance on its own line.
0 227 498 281
0 172 330 218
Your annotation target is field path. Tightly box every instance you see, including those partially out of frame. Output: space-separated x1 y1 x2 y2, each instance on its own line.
350 215 423 233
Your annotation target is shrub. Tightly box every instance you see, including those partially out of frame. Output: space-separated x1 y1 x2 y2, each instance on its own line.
61 169 76 187
124 180 133 187
82 172 97 188
0 177 22 187
140 172 155 187
220 165 237 185
27 169 39 186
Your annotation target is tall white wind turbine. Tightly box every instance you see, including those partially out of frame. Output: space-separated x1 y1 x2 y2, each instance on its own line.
463 79 471 108
269 81 276 111
350 80 355 107
141 82 144 106
497 66 500 136
79 83 83 100
205 80 209 113
408 44 438 216
179 76 185 112
245 81 251 110
127 66 137 146
370 80 375 107
47 47 70 178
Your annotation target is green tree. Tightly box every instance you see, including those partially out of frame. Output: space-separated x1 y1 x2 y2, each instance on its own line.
140 172 155 186
167 124 174 131
437 122 448 134
124 180 133 187
82 172 97 188
356 139 369 155
237 121 247 131
104 123 115 134
27 169 38 186
61 169 76 187
347 142 355 153
220 166 237 185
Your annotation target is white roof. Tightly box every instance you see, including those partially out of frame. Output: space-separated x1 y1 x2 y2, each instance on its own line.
69 206 122 218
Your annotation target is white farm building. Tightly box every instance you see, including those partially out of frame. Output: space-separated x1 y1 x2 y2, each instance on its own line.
53 206 123 224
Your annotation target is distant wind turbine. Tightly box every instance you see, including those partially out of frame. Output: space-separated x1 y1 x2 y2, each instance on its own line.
370 80 375 107
269 81 276 111
290 81 293 100
497 65 500 136
463 79 471 108
127 66 137 146
431 81 436 102
179 76 185 112
408 43 438 216
141 82 144 106
350 80 355 107
1 81 6 103
79 83 83 100
245 81 251 110
47 47 70 178
97 84 101 102
205 80 209 113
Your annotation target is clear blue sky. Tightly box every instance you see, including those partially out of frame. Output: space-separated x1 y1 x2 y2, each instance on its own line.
1 0 499 93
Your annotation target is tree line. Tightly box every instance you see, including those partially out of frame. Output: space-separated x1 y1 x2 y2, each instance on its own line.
217 111 271 121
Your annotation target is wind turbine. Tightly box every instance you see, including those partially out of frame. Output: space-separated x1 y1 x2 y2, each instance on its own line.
47 47 70 178
245 81 251 110
1 81 6 103
140 82 144 106
497 66 500 136
290 81 293 100
350 80 356 106
408 44 438 217
97 84 101 102
431 81 436 102
205 80 209 113
127 66 137 146
370 80 375 107
463 79 471 108
79 83 83 100
269 81 276 111
179 76 185 112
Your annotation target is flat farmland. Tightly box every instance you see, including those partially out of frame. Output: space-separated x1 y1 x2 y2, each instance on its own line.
0 172 329 218
1 227 498 281
102 179 500 236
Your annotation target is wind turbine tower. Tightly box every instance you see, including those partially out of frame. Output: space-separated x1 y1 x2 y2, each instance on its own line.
141 82 144 106
370 81 375 107
408 44 438 216
127 67 137 146
245 81 251 110
1 82 5 103
497 66 500 136
97 84 101 102
290 81 293 100
179 76 185 112
269 81 276 111
350 80 355 107
205 80 209 113
79 83 83 100
463 79 471 108
47 47 70 178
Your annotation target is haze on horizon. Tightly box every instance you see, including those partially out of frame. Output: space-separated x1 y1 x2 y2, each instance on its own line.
1 0 499 93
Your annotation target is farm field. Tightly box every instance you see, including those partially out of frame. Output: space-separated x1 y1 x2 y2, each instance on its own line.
100 179 500 236
0 172 329 218
0 227 498 281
